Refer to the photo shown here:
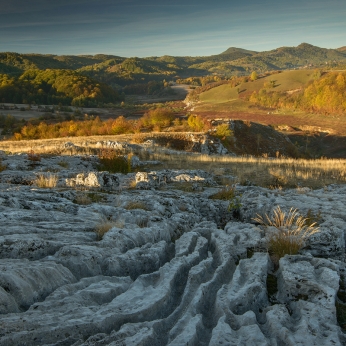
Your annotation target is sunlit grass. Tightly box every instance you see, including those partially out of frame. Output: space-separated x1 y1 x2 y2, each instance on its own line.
35 173 58 188
253 206 320 260
143 150 346 189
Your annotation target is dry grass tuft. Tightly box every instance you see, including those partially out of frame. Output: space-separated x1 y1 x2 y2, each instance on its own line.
35 173 58 188
128 179 137 189
95 218 115 240
253 206 320 260
145 151 346 189
209 185 236 200
125 201 149 210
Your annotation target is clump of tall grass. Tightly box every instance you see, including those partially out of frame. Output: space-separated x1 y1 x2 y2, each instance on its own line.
253 206 320 260
125 201 149 210
35 173 58 188
97 148 132 174
94 218 115 240
209 185 236 200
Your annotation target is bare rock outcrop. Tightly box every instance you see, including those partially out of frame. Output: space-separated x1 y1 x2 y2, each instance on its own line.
0 152 345 345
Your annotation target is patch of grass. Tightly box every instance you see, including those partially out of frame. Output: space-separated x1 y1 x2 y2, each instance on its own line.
125 201 149 210
95 218 115 240
253 206 320 260
209 185 236 200
57 160 69 168
74 192 104 205
199 70 313 105
97 148 131 174
35 173 58 188
128 179 137 189
170 182 202 192
145 151 346 189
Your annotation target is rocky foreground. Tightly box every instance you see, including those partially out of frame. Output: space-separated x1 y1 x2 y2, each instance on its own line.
0 149 346 345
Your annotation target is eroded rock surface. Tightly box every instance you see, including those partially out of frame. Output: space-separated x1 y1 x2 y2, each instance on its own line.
0 153 345 345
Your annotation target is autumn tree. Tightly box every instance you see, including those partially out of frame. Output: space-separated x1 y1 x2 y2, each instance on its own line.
250 71 258 81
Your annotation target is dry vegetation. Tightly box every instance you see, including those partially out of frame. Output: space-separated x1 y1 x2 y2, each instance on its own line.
144 151 346 189
125 201 149 210
253 206 320 260
1 133 346 189
35 173 58 188
94 218 116 241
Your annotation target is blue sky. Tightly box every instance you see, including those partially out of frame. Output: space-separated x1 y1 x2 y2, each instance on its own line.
0 0 345 57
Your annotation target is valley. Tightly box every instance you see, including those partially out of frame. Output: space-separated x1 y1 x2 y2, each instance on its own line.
1 43 346 345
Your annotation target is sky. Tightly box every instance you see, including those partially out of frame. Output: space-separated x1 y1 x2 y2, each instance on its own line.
0 0 345 57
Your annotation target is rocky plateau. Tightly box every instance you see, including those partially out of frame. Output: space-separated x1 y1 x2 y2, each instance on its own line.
0 144 345 345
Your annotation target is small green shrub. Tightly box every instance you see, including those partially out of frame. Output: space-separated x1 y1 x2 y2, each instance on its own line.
227 195 242 219
215 124 233 139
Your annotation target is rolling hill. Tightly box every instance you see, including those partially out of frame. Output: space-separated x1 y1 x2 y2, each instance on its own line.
1 43 345 79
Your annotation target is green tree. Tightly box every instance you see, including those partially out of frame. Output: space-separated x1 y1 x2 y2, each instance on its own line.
215 124 233 139
250 71 258 81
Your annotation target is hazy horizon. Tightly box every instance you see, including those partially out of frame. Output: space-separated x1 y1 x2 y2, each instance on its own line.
1 0 345 57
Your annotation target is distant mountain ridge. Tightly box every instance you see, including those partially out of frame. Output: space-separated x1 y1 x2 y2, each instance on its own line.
0 43 345 87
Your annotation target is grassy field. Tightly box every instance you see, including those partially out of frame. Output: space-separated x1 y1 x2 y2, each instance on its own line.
1 134 345 189
199 70 314 105
143 151 346 189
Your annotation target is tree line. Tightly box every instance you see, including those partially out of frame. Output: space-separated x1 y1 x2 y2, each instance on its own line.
249 72 346 114
0 69 123 107
12 108 213 140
